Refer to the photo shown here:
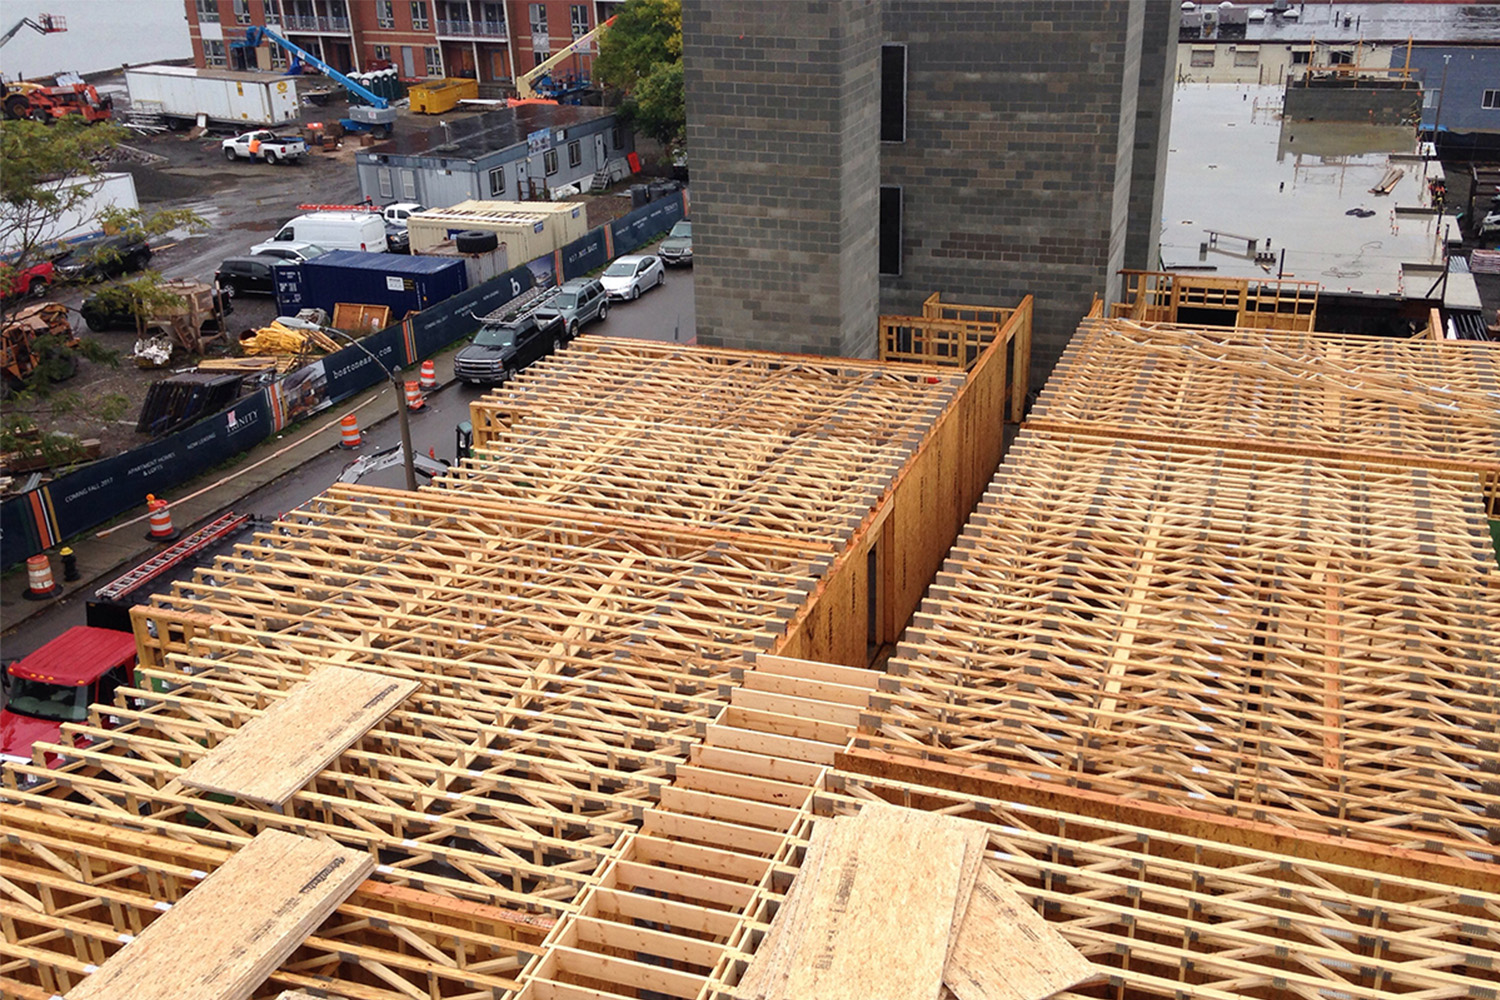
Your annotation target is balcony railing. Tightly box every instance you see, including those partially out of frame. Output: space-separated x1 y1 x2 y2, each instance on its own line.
281 14 349 32
436 18 507 38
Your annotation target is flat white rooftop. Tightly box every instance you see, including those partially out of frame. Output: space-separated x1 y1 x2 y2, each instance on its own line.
1161 84 1460 298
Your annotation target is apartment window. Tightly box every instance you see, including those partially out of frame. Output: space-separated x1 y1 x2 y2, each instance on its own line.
424 45 442 75
378 0 394 27
878 186 901 276
1233 48 1258 67
567 140 581 168
204 39 227 65
533 50 549 68
411 0 429 30
196 0 221 22
529 3 547 33
1483 89 1499 110
378 168 394 199
1329 50 1353 65
373 44 391 62
489 165 506 196
1290 50 1311 65
233 0 252 24
270 45 287 68
544 149 559 175
880 44 906 142
1190 48 1215 68
571 4 588 38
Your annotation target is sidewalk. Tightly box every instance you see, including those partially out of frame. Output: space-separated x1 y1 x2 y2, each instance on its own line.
0 351 461 636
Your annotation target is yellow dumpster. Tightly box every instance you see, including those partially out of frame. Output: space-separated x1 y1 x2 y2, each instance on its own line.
408 78 479 115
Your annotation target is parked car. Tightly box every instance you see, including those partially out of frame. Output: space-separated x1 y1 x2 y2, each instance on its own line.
3 260 53 300
221 130 308 165
247 240 329 263
658 220 692 267
384 225 411 254
214 255 280 296
600 254 665 300
51 233 152 283
453 290 566 385
81 281 235 332
533 277 609 337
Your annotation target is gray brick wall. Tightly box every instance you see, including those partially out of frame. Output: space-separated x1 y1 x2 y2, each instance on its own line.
684 0 881 356
1127 1 1179 274
879 0 1154 384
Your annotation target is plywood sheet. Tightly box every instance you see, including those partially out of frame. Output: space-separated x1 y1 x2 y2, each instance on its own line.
66 829 372 1000
179 666 418 806
738 804 987 1000
944 865 1097 1000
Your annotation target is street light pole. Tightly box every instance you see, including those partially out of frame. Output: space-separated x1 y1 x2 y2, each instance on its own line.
325 329 418 491
1433 53 1451 142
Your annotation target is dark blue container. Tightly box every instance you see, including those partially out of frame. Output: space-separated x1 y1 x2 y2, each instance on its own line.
273 251 468 321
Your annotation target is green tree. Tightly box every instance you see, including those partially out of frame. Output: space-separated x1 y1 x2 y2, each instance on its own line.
594 0 685 150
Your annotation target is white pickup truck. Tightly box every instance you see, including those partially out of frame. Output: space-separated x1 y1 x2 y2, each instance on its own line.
221 130 308 165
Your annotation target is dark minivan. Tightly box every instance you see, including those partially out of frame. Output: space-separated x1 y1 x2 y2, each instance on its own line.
453 290 567 386
214 256 279 296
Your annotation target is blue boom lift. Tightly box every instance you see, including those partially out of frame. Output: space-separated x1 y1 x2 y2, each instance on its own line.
239 25 397 136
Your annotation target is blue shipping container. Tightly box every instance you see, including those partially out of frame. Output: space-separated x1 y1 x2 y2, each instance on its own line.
273 251 469 321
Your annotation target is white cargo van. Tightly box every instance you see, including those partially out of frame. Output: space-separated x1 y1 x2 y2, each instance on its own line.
258 211 388 253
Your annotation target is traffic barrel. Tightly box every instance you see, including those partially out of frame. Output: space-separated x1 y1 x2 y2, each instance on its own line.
145 494 179 541
338 412 362 449
24 554 61 600
405 380 425 412
419 359 437 391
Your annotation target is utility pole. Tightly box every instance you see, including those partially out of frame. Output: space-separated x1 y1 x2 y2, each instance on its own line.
325 329 418 491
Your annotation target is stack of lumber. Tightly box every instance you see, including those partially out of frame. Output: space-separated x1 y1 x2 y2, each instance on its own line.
239 319 342 357
198 356 294 375
136 371 244 435
737 803 1096 1000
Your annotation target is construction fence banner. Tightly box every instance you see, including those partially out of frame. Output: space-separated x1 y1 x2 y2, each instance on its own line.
560 228 609 282
0 195 686 569
609 191 687 258
0 390 275 568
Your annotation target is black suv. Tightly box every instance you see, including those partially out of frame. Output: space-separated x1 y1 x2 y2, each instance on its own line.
52 233 152 282
214 256 280 296
454 292 566 385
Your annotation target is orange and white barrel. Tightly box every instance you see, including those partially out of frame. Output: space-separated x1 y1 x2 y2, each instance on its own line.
405 380 425 411
338 412 362 449
24 554 60 600
419 359 437 391
146 494 178 541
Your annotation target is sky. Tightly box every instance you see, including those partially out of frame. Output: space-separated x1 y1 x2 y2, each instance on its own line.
1 0 192 82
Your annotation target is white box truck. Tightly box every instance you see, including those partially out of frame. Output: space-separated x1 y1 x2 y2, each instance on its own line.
124 65 300 128
0 172 140 256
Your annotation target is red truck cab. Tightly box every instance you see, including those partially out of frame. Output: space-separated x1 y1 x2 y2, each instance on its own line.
1 626 137 771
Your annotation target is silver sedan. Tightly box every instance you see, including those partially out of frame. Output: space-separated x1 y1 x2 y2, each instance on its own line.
600 254 666 301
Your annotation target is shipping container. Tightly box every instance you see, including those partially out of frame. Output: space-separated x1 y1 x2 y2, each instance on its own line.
273 250 467 321
407 200 589 263
420 240 511 289
124 65 300 127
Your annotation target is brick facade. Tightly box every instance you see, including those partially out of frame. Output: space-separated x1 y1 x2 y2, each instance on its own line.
183 0 613 83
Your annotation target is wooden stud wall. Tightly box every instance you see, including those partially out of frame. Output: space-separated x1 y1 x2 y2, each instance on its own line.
866 428 1500 860
1111 270 1321 330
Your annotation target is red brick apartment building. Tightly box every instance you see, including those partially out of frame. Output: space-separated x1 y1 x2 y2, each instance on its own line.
184 0 622 87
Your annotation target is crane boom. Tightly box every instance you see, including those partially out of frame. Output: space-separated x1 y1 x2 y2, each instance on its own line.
241 25 396 131
0 13 64 49
517 15 615 99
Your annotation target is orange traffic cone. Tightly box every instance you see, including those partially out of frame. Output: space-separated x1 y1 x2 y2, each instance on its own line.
24 554 61 600
145 494 179 541
405 380 425 412
419 359 437 391
339 412 362 449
